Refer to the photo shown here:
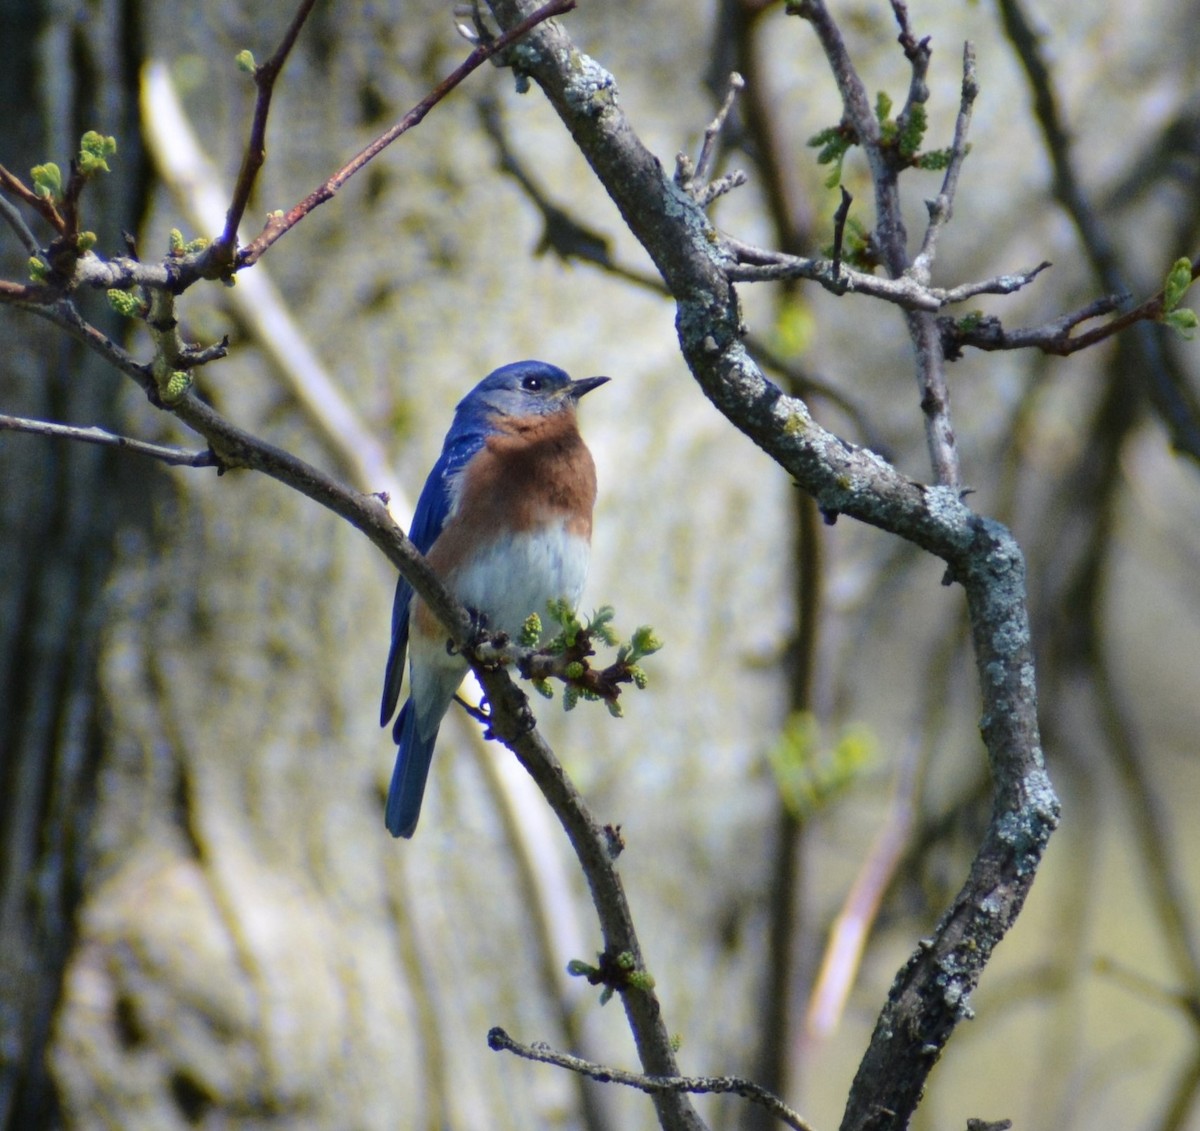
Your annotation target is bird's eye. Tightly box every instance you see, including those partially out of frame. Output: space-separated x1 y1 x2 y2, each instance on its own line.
521 375 543 392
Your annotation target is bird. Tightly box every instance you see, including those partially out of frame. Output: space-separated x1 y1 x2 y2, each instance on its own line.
380 360 609 838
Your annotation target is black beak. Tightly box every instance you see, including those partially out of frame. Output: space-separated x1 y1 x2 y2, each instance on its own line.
569 375 611 400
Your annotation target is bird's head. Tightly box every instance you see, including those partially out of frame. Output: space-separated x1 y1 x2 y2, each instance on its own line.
461 360 609 421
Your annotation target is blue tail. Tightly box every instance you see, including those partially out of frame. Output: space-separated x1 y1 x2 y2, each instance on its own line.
385 700 440 838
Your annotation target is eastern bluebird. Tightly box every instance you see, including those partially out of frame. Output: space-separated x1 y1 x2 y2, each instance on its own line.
380 360 609 838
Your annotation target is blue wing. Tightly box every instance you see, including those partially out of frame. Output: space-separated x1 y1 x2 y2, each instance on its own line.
379 424 488 728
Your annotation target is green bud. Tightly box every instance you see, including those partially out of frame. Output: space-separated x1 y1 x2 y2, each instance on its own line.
107 289 145 318
519 612 543 647
606 699 624 718
31 162 62 200
77 131 116 176
235 49 257 74
168 228 185 254
76 230 97 252
565 661 584 680
630 625 663 659
627 968 656 992
631 666 648 690
28 257 49 283
1163 257 1194 312
566 959 596 978
1164 308 1198 339
563 686 579 712
161 370 192 404
531 679 554 700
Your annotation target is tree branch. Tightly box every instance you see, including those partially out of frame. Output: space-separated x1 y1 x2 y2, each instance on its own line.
910 41 978 284
481 4 1058 1129
488 1027 819 1131
789 0 961 486
235 0 577 267
216 0 322 261
0 414 217 467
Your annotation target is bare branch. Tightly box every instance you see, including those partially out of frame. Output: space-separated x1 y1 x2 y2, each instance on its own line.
724 240 1050 312
911 42 979 283
691 72 744 190
888 0 933 139
236 0 577 268
140 62 407 506
216 0 322 259
0 190 42 256
488 1027 819 1131
0 414 217 467
0 278 60 304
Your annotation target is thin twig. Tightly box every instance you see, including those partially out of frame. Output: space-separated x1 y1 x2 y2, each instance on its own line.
790 0 961 487
218 0 322 257
0 163 66 232
910 42 979 284
831 186 852 280
694 71 745 186
140 61 408 507
237 0 576 267
0 191 43 256
888 0 932 132
0 413 217 467
723 240 1050 312
488 1028 819 1131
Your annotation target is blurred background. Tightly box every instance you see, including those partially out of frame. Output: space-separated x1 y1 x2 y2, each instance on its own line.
2 0 1199 1128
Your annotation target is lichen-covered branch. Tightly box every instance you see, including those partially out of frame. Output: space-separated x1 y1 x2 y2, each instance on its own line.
482 3 1059 1128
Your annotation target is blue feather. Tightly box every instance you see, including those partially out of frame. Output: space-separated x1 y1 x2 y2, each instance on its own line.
385 701 439 838
379 361 607 838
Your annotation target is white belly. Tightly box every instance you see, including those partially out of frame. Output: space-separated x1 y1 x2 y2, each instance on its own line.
451 523 591 639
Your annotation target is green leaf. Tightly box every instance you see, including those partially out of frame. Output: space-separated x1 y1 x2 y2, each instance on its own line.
913 147 955 171
767 711 874 819
898 103 927 158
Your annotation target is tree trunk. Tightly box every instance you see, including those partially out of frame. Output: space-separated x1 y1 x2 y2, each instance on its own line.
0 3 148 1127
